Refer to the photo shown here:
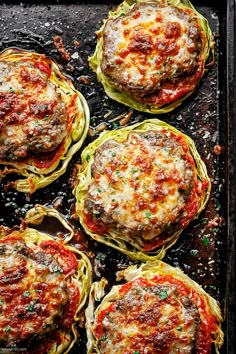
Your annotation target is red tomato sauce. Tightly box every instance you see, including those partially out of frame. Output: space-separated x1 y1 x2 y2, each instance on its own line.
39 240 78 274
83 212 109 235
61 284 80 328
31 140 65 169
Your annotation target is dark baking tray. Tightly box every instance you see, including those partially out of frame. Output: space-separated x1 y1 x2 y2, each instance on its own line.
0 0 235 353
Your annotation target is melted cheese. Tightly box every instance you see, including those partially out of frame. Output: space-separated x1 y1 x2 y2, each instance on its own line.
85 130 196 241
102 2 202 97
94 280 200 353
0 237 73 346
0 59 67 160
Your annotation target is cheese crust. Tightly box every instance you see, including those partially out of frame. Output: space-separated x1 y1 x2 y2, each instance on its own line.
85 130 195 243
89 0 214 113
0 236 70 346
94 281 201 353
0 48 90 193
74 119 211 261
0 59 67 160
86 262 224 354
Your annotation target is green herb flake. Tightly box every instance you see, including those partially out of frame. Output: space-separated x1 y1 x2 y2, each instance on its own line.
96 253 106 261
27 304 35 312
115 169 122 177
113 122 119 129
176 325 182 331
145 211 152 219
149 57 155 64
9 87 15 92
5 325 11 332
17 313 24 319
23 291 30 297
202 236 209 246
209 285 217 290
97 188 102 193
159 289 168 300
86 154 91 162
99 335 107 342
190 249 199 256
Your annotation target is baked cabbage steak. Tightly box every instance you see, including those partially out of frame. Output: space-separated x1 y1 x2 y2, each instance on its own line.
85 261 224 353
0 48 90 193
89 0 214 113
74 119 211 261
0 204 92 353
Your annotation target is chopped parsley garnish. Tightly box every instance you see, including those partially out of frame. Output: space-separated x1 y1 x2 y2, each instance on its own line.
27 304 35 312
190 249 199 256
202 236 209 246
112 122 119 129
99 335 108 342
23 291 30 297
149 57 155 64
159 289 168 300
145 211 152 219
176 325 182 331
115 169 122 177
208 285 217 290
5 325 11 332
17 314 24 319
86 154 91 162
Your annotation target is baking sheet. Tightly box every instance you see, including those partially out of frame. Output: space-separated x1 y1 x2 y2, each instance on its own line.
0 0 235 353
